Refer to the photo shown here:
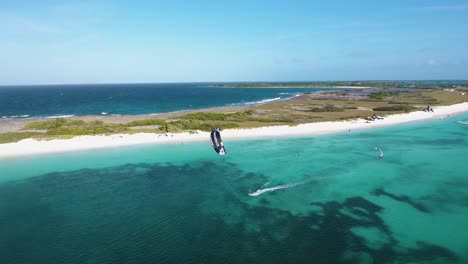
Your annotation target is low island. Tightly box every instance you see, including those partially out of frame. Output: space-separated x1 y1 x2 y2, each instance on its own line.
1 85 467 158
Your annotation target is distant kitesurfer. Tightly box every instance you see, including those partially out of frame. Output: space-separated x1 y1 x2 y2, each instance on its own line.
374 146 384 159
248 186 252 194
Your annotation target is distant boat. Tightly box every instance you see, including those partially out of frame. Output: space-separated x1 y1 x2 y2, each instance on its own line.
101 112 108 115
210 128 226 155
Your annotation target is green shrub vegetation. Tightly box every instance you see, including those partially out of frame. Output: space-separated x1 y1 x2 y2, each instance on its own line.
0 132 43 144
368 91 405 100
337 116 365 121
162 120 239 132
24 118 128 136
45 122 127 136
373 105 416 112
248 117 294 123
179 112 228 121
25 119 86 130
177 110 254 122
124 119 166 127
309 104 344 112
176 110 293 124
16 117 244 140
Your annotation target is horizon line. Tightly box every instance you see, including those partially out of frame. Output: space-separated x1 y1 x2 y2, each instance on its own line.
1 79 468 87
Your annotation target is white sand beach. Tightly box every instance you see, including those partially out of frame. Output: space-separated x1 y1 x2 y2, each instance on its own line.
1 102 467 159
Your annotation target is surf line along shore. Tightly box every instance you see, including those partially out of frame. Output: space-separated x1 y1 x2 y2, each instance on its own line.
0 102 468 159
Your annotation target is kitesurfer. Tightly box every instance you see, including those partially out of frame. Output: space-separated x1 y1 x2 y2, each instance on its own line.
374 146 384 159
248 186 252 194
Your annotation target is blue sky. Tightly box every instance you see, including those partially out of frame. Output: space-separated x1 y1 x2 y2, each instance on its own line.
1 0 467 84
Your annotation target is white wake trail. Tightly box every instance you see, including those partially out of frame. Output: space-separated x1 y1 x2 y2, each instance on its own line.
248 180 308 197
248 168 350 197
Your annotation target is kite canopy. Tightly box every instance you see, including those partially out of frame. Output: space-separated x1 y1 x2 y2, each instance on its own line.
210 128 226 155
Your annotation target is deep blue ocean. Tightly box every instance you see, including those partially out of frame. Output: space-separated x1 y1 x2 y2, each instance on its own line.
0 83 335 119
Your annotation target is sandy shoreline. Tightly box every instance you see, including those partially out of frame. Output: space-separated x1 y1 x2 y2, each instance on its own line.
1 102 467 159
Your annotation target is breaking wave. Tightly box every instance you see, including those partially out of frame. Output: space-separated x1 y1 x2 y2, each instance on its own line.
230 97 283 106
45 115 75 119
1 115 30 119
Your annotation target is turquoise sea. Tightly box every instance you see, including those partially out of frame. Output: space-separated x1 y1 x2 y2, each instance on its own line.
1 113 468 264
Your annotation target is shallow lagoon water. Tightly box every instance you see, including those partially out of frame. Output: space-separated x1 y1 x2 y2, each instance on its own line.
1 113 467 263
